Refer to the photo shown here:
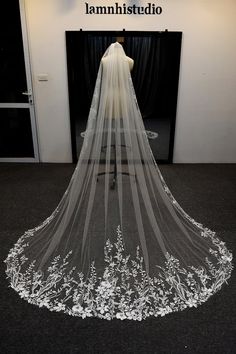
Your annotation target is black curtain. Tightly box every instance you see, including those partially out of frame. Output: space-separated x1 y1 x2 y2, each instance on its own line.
125 36 161 119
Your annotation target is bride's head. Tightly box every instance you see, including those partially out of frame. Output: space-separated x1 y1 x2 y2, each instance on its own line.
103 42 125 58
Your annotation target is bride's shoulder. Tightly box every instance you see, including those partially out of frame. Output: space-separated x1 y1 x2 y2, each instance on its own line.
126 56 134 70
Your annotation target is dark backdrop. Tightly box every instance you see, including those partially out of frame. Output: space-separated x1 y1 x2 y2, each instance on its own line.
66 31 182 163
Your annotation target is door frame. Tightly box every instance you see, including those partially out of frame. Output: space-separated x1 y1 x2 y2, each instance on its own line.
0 0 39 162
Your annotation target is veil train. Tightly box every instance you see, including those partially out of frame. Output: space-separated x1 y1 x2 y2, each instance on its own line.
4 42 233 321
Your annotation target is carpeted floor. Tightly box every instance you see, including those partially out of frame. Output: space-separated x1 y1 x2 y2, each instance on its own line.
0 163 235 354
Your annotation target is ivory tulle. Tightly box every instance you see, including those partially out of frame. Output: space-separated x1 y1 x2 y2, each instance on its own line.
4 42 233 320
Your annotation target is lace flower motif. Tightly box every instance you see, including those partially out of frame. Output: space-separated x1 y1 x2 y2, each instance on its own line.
4 225 233 320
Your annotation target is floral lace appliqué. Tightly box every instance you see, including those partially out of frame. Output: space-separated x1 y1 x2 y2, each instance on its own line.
4 226 233 321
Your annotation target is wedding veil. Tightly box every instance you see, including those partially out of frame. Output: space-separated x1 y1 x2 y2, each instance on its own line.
5 42 233 320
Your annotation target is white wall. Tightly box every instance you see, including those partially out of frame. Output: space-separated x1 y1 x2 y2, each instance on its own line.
24 0 236 163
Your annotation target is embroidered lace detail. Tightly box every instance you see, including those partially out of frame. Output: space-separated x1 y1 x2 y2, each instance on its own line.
4 226 233 321
145 130 158 140
81 130 158 140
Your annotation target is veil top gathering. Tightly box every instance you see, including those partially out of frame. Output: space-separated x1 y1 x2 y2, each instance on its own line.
5 42 233 321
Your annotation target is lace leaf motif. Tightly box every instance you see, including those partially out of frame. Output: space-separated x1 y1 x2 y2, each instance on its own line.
4 226 233 321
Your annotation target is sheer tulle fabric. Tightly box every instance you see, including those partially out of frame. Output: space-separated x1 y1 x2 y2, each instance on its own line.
5 43 233 320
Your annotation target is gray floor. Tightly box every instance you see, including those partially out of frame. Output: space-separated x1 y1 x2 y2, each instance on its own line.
0 163 235 353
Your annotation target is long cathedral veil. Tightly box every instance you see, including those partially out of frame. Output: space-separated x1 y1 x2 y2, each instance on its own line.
5 42 233 321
